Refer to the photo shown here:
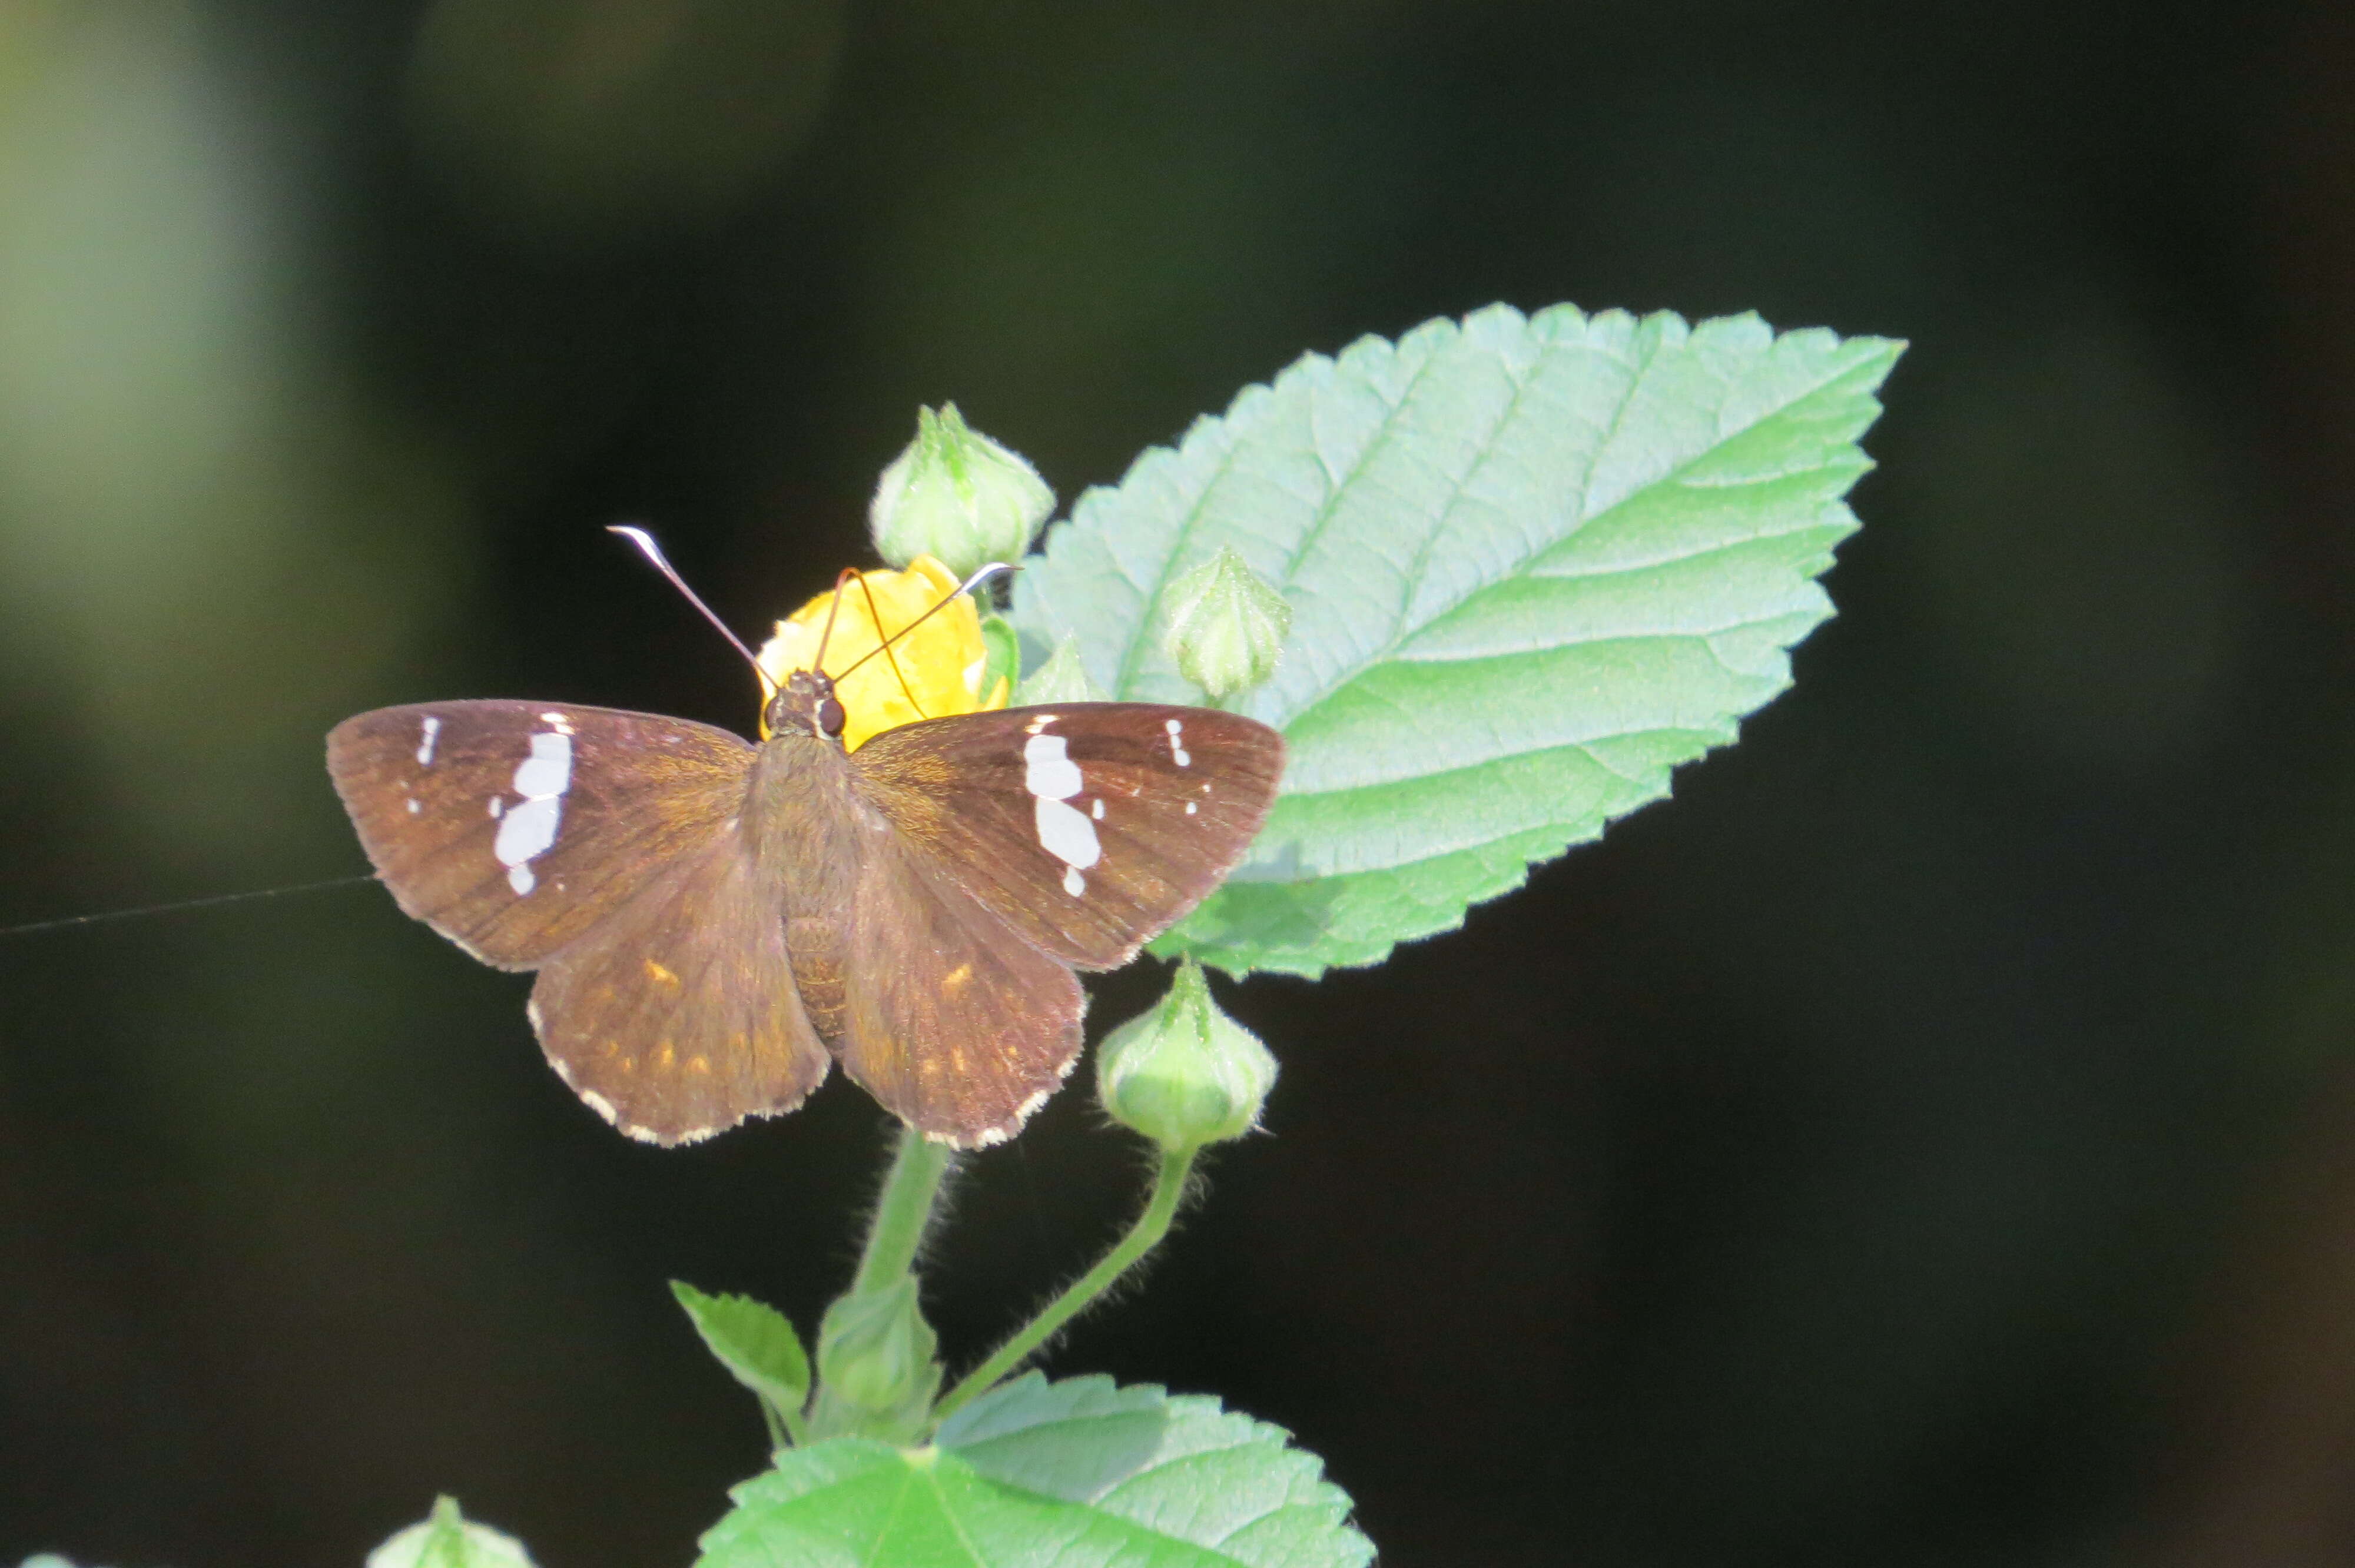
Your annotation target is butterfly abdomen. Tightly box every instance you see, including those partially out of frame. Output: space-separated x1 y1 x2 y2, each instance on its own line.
747 730 870 1052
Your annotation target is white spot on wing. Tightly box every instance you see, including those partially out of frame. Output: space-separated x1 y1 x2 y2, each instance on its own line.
1164 716 1190 767
512 733 572 796
495 729 573 896
416 715 441 766
1091 798 1104 820
488 797 504 818
406 798 420 815
1036 798 1099 884
1185 801 1196 815
1023 732 1083 800
1024 732 1099 892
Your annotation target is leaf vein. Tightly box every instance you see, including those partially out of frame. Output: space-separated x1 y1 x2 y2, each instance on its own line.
1271 338 1451 592
1278 727 1719 805
1384 333 1576 677
1391 609 1823 663
916 1463 990 1568
1276 335 1873 725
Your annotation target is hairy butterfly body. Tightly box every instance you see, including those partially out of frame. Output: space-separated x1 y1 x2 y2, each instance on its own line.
327 668 1283 1147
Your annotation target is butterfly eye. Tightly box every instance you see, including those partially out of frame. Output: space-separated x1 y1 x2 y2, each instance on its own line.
817 696 846 737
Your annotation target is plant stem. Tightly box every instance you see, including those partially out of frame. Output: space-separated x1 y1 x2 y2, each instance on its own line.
934 1145 1197 1421
759 1394 798 1451
853 1126 953 1296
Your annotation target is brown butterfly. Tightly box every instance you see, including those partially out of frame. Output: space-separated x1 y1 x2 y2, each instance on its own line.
326 548 1283 1148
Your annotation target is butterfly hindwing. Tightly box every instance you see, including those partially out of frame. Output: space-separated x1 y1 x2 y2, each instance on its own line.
527 829 831 1145
847 703 1284 969
836 825 1086 1147
327 701 754 968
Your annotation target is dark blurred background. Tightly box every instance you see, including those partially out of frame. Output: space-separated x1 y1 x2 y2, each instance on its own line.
4 1 2354 1564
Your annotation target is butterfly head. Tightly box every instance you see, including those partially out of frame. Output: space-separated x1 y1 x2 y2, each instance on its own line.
765 668 848 744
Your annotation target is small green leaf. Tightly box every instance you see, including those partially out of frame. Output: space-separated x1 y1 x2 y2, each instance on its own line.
1013 304 1901 975
672 1281 812 1434
1016 631 1113 705
977 612 1021 705
696 1374 1371 1568
366 1497 536 1568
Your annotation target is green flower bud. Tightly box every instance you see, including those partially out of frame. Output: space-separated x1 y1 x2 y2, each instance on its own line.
870 403 1055 580
810 1277 941 1444
1097 958 1277 1152
1017 632 1113 705
1161 546 1292 701
366 1497 536 1568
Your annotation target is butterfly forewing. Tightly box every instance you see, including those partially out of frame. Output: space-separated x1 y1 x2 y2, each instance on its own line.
847 703 1284 969
327 702 754 967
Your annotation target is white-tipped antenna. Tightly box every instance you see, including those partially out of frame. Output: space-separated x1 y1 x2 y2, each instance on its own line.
608 525 767 681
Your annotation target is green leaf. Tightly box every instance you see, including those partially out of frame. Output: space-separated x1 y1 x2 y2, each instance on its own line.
673 1281 812 1439
977 612 1021 705
696 1374 1372 1568
1012 304 1901 976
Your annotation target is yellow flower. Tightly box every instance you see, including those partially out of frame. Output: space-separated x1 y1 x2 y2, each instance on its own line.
755 555 1009 750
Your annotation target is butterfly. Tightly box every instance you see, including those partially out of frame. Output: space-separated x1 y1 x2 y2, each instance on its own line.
326 566 1284 1150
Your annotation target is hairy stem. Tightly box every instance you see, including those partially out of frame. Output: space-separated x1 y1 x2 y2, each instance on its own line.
854 1127 953 1296
934 1146 1197 1421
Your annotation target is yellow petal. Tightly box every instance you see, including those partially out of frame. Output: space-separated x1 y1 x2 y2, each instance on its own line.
754 556 1006 750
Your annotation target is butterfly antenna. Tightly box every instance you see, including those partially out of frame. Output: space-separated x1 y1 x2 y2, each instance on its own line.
850 570 926 719
808 566 863 676
833 562 1018 687
608 526 768 689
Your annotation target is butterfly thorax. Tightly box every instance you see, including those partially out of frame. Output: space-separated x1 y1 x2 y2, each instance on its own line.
746 676 874 1047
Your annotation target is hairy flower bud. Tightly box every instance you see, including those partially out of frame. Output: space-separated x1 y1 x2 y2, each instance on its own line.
870 403 1054 580
811 1278 941 1444
1161 547 1291 701
1097 959 1277 1152
367 1497 536 1568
